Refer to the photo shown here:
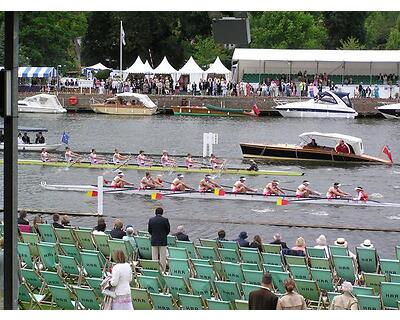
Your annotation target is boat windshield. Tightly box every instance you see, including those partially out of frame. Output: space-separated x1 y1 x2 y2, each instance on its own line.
339 94 353 108
317 92 337 104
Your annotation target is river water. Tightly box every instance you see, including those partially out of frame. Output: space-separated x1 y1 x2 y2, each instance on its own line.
1 113 400 258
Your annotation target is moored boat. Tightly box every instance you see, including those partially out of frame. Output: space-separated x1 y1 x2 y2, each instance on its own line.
18 94 67 113
377 103 400 119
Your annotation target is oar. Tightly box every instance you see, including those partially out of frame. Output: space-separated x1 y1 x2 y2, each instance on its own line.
282 187 297 193
113 154 132 172
67 156 83 168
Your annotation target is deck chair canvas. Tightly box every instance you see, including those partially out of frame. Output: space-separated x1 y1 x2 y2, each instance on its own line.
310 268 335 292
196 246 219 262
37 224 57 243
21 268 44 293
189 277 214 299
295 279 323 309
380 282 400 309
243 269 263 285
214 280 241 302
309 257 331 270
130 287 152 310
54 228 76 245
206 298 232 310
379 259 400 280
289 265 311 280
149 293 178 310
18 242 35 269
218 248 240 263
242 283 263 300
240 248 261 266
80 252 106 278
47 285 77 310
73 286 101 310
18 282 46 310
356 247 378 273
37 242 59 271
168 246 189 259
163 275 190 298
234 299 249 310
262 243 281 254
357 294 383 310
193 263 217 281
59 243 82 263
176 240 198 259
306 247 327 258
262 253 283 266
363 273 386 294
73 229 96 250
199 239 219 249
179 293 206 310
21 232 40 257
221 262 244 284
269 270 291 294
134 236 152 260
168 258 192 279
92 233 111 257
331 255 357 283
137 275 164 294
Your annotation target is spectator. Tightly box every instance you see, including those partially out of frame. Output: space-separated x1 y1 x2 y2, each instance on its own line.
110 250 133 310
250 235 263 252
329 281 358 310
248 272 278 310
148 207 170 271
270 233 289 250
110 219 126 239
235 231 250 247
93 217 107 234
216 229 226 242
52 213 64 229
360 239 374 248
334 237 357 263
61 215 71 227
122 227 137 250
17 211 29 225
276 279 307 310
314 234 329 257
32 214 44 235
173 225 189 241
292 237 306 254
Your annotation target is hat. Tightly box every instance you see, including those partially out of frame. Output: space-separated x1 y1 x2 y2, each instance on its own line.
177 174 184 179
205 174 211 179
239 231 248 239
360 239 373 248
355 186 363 191
334 182 341 187
302 180 310 185
341 281 353 292
316 234 327 246
117 171 124 176
334 237 348 247
239 176 246 181
272 180 279 185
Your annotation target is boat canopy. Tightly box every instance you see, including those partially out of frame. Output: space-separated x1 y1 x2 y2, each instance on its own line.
116 93 157 109
299 132 363 155
0 126 48 132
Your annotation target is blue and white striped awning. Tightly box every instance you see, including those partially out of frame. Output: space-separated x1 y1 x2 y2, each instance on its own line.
18 67 56 78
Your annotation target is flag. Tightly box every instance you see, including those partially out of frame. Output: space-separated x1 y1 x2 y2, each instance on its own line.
121 22 126 46
214 188 226 196
276 198 289 206
86 190 98 197
382 145 393 163
61 132 69 145
151 192 162 200
252 103 261 116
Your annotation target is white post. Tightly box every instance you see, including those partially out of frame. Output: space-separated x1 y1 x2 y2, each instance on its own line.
97 176 103 216
203 132 219 157
203 132 209 157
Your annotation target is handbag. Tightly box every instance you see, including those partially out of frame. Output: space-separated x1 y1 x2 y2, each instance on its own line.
102 288 117 299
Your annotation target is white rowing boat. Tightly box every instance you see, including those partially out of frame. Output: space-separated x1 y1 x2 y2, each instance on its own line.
40 182 400 208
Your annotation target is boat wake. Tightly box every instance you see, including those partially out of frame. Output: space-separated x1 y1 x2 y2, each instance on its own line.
370 193 383 198
387 215 400 220
251 208 275 214
309 211 329 216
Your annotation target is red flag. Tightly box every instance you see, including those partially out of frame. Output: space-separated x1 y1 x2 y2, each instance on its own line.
252 104 261 116
382 145 393 163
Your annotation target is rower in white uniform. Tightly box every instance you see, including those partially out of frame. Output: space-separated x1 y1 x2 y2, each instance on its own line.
263 179 285 196
296 180 321 198
185 153 202 168
65 146 81 162
198 174 222 192
326 182 350 199
111 171 134 188
209 153 226 169
89 149 107 164
170 174 194 191
232 177 257 193
40 148 53 162
113 148 130 164
137 150 153 166
161 150 176 167
140 172 162 189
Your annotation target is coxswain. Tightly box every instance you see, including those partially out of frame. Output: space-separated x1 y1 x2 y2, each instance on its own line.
137 150 152 166
210 153 226 169
198 174 222 192
353 186 369 201
247 159 259 171
161 150 176 167
334 139 351 154
171 174 194 191
89 149 106 164
65 146 81 162
140 171 158 189
326 182 350 199
185 153 201 168
263 179 285 196
111 171 134 188
232 177 257 193
40 148 51 162
296 180 321 198
112 148 130 164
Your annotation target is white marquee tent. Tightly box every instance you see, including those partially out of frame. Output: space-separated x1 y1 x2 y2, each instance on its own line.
124 56 145 74
153 56 178 74
177 56 204 84
205 56 231 80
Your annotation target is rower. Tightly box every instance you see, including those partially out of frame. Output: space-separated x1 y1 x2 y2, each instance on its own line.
137 150 152 166
263 179 285 196
334 139 351 154
89 149 106 164
65 146 81 162
326 182 350 199
199 174 222 192
171 174 194 191
185 153 200 168
353 186 369 201
35 131 45 144
140 171 158 189
232 177 257 193
247 159 259 171
210 153 226 169
113 148 130 164
111 171 134 188
296 180 321 198
155 174 164 187
161 150 176 167
41 148 50 162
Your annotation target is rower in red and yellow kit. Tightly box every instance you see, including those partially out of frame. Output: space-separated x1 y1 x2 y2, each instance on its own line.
263 179 285 196
170 174 194 191
232 177 257 193
326 182 350 199
198 174 222 192
353 186 368 201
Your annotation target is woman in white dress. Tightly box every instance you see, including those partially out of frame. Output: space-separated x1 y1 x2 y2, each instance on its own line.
110 250 133 310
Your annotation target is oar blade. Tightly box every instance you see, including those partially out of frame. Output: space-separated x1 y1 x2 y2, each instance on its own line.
151 192 163 200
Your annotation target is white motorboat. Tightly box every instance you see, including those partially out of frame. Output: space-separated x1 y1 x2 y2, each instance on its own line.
274 91 358 118
377 103 400 119
18 94 67 114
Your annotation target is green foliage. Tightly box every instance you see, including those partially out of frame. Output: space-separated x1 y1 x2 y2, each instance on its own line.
95 69 111 80
250 12 328 49
386 21 400 49
338 37 366 50
191 36 231 68
364 12 400 49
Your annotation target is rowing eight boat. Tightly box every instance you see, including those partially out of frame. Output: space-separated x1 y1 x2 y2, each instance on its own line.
5 159 304 176
40 182 400 208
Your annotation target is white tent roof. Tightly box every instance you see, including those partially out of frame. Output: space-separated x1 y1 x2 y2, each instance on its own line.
125 56 145 74
178 56 204 74
143 60 154 74
153 57 177 74
205 56 231 75
85 63 110 70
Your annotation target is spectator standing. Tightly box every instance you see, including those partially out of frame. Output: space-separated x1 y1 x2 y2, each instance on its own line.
110 250 133 310
329 281 358 310
249 272 278 310
52 213 64 229
173 225 189 241
276 279 307 310
148 207 170 271
110 219 126 239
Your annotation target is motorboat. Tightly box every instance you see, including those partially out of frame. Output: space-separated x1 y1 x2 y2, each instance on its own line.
240 131 392 164
90 92 158 115
18 94 67 113
274 91 358 118
377 103 400 119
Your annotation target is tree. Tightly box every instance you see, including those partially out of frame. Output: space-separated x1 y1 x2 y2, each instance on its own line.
364 12 400 49
250 12 328 49
338 37 366 50
386 22 400 49
191 36 232 68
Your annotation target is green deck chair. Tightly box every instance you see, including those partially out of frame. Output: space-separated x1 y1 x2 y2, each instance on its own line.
309 257 331 270
167 235 177 247
329 245 349 257
243 269 263 285
18 242 35 269
18 282 46 310
380 259 400 280
85 277 103 298
295 279 322 309
331 255 357 283
310 268 335 292
240 248 261 266
285 255 307 266
139 259 162 272
92 233 111 257
176 240 198 259
149 293 178 310
262 253 283 266
242 283 263 300
0 223 3 237
21 232 40 257
108 239 133 262
37 242 59 271
73 229 96 250
356 247 378 273
357 294 383 310
191 258 212 266
58 255 82 284
352 286 375 297
137 230 150 237
391 274 400 283
306 247 327 258
137 275 164 293
141 269 166 289
73 286 101 310
59 243 82 263
41 270 65 287
363 272 386 294
269 270 291 294
262 243 281 254
48 285 77 310
218 248 240 263
196 246 219 262
168 258 192 279
380 282 400 309
54 228 76 245
193 263 217 281
80 252 106 278
221 261 244 284
219 240 239 251
199 238 219 249
214 280 242 302
21 268 44 292
234 299 249 310
37 224 57 243
179 293 206 310
134 235 152 260
163 275 190 298
189 277 214 299
130 287 152 310
206 299 232 310
289 264 311 280
263 263 284 273
168 246 189 259
241 263 260 271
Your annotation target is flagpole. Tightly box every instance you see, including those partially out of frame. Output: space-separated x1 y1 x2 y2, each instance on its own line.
120 20 123 81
